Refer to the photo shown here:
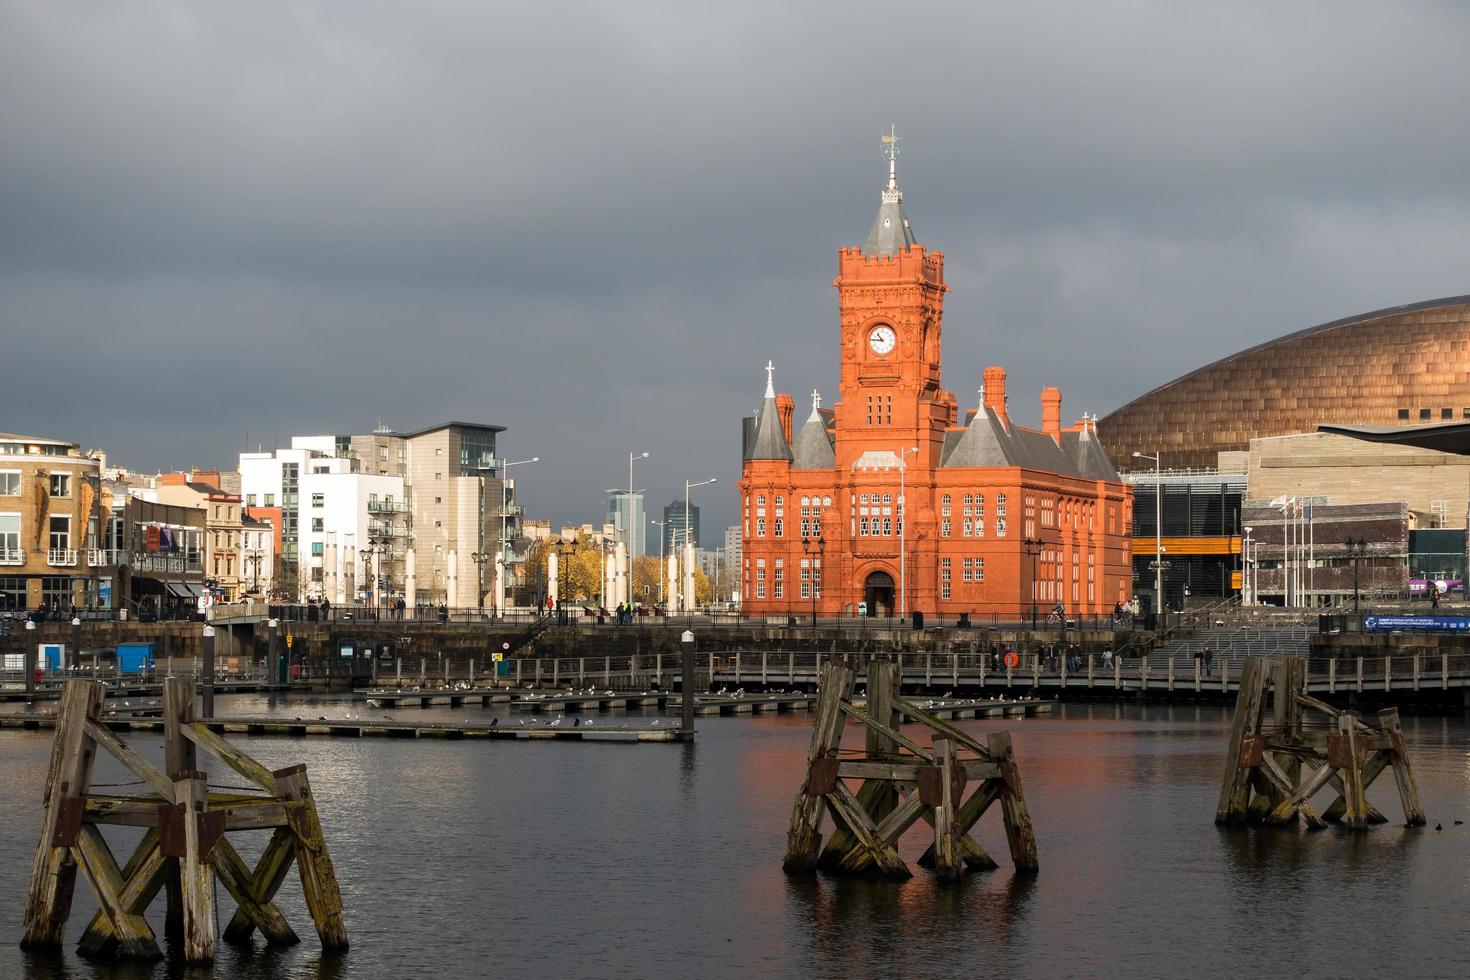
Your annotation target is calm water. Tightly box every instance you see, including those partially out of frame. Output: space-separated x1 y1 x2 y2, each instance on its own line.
1 695 1467 979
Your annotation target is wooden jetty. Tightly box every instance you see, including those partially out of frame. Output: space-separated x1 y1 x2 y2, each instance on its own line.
1215 656 1426 830
19 678 348 964
783 656 1039 880
0 711 690 742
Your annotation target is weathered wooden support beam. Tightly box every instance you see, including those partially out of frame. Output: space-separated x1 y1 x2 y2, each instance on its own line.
84 720 175 802
1270 659 1304 811
836 760 1000 782
275 765 349 950
824 782 910 879
183 722 279 794
932 738 964 879
1336 712 1369 831
77 829 166 959
918 780 1001 871
833 792 927 874
70 825 162 961
1259 756 1329 830
22 681 104 950
162 676 196 943
1263 758 1335 826
210 837 300 947
988 730 1039 871
175 770 217 963
1215 657 1269 824
1377 708 1426 826
1322 750 1392 824
782 660 854 873
222 826 298 943
893 697 992 759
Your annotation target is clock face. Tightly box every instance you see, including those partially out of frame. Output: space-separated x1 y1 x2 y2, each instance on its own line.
868 325 896 356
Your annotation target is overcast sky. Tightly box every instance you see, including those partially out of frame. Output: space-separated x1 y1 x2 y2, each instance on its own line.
6 2 1470 537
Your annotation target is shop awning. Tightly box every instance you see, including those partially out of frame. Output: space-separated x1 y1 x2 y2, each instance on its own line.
166 582 200 598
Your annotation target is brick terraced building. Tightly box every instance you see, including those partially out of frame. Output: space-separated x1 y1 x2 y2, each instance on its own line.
737 142 1133 619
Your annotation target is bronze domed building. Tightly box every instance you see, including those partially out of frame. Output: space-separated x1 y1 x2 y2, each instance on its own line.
1100 296 1470 470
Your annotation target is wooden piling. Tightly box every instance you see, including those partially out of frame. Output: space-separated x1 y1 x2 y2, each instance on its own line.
21 680 350 962
1213 656 1427 835
783 656 1036 880
21 681 104 949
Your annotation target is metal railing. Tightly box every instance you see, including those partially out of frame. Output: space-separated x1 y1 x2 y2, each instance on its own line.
0 548 23 566
47 548 78 566
86 548 126 566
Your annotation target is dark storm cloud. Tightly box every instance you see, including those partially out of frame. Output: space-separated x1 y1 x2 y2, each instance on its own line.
6 1 1470 532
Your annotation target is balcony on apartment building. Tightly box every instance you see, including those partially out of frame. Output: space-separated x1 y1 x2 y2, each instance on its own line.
86 548 127 567
367 499 408 514
0 547 24 566
132 553 204 574
48 548 79 566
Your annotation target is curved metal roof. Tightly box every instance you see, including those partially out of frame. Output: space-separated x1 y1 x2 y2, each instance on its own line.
1109 294 1470 414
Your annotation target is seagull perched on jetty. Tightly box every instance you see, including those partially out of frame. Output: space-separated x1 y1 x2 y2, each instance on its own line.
489 718 498 727
573 718 581 727
652 719 661 726
550 718 562 727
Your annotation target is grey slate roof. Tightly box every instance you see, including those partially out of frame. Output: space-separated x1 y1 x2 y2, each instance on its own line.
863 190 917 257
1063 427 1121 481
748 394 793 461
791 407 835 469
940 407 1119 481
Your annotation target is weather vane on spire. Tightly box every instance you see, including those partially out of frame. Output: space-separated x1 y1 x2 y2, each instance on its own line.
881 124 901 190
811 389 822 412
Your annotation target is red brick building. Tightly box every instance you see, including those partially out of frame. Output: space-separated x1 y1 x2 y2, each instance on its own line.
738 147 1133 618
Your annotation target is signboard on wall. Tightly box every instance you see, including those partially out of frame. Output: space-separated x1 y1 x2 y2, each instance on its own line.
1362 615 1470 633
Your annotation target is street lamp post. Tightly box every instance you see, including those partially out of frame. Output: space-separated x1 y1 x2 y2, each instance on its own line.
801 534 825 628
470 551 492 613
1347 537 1368 614
1241 527 1254 605
496 457 539 616
554 538 573 624
651 519 668 604
1022 538 1043 630
681 477 718 614
627 451 648 611
357 537 382 613
1132 451 1164 620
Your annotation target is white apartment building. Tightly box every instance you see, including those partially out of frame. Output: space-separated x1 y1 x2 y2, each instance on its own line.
239 423 525 608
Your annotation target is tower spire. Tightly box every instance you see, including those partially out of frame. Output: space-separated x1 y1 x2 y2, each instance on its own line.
864 126 917 257
882 123 901 191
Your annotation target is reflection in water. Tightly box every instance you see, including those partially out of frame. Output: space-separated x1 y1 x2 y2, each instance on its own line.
0 703 1465 979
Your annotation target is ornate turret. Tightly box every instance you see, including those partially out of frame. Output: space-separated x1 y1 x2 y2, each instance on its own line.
748 361 793 461
792 390 836 469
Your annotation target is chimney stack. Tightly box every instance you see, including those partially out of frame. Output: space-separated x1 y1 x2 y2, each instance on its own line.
982 366 1009 429
776 392 795 443
1041 386 1062 444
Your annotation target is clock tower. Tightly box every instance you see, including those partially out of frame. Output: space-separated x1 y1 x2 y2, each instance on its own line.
831 127 953 471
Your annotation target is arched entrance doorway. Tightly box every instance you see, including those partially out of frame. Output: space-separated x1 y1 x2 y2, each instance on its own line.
864 571 895 617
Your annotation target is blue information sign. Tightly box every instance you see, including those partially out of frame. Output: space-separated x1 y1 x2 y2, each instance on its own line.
1362 614 1470 633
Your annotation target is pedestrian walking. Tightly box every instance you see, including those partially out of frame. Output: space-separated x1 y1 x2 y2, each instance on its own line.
1203 644 1214 676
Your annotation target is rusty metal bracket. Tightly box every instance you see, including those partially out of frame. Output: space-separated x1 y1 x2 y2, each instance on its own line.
198 811 225 858
159 804 187 858
805 757 839 796
1239 735 1265 769
51 797 85 847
